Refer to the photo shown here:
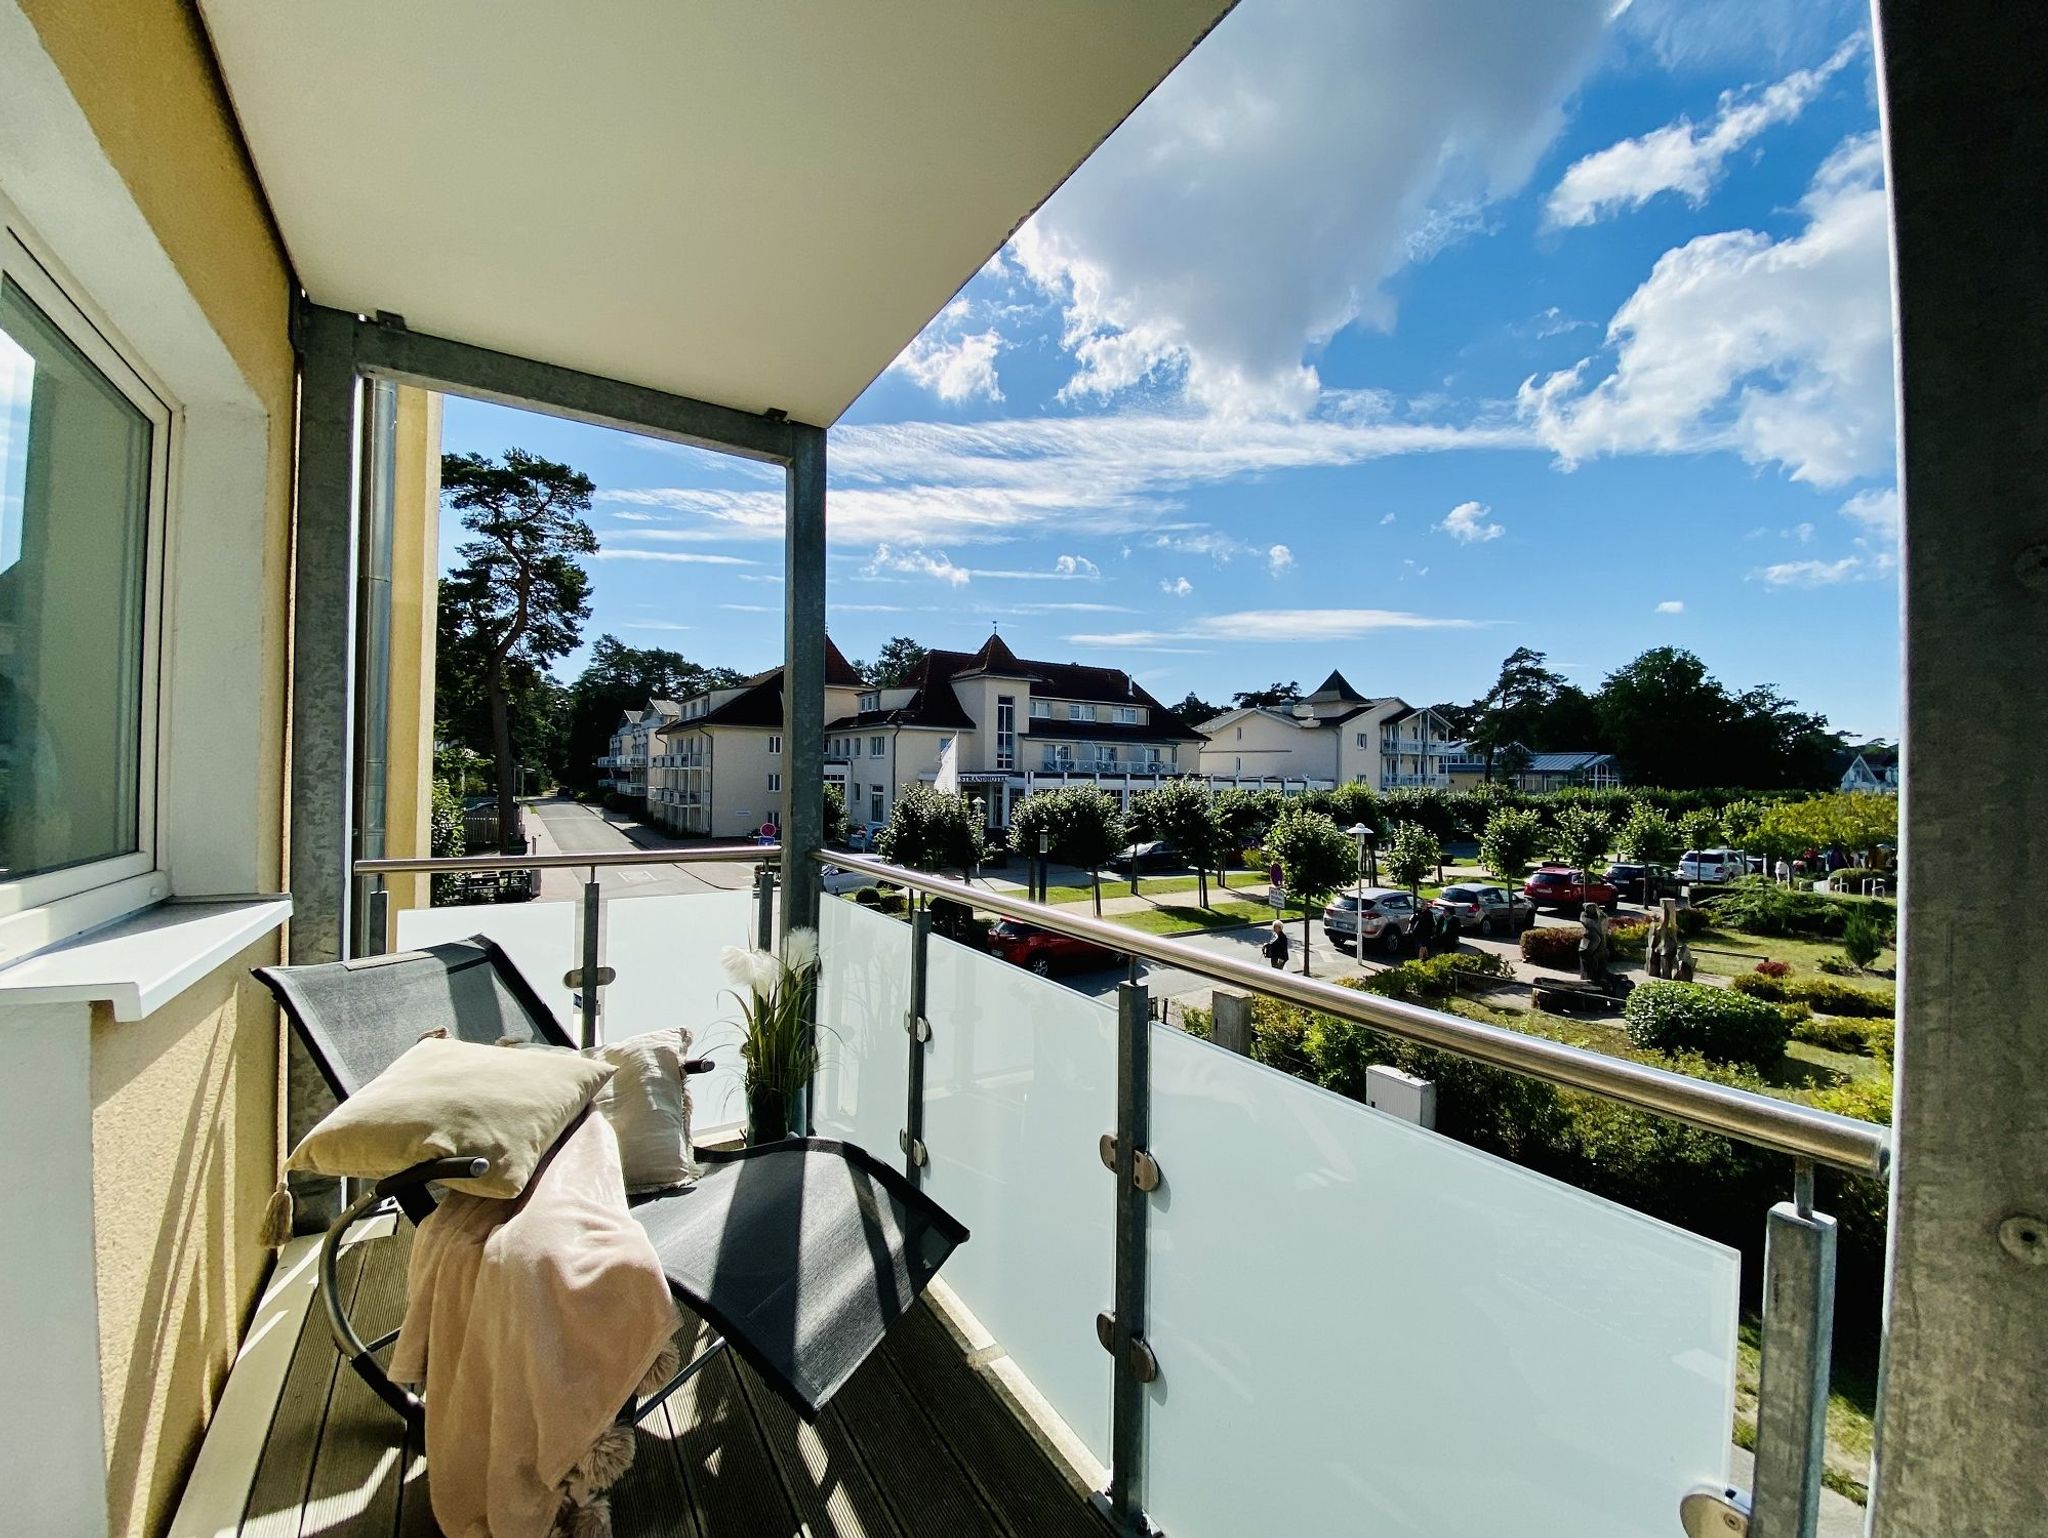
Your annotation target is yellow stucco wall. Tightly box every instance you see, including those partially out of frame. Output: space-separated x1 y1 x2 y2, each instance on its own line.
90 944 281 1538
20 4 298 1535
384 386 444 937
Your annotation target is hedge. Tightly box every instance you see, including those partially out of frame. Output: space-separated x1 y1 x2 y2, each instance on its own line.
1704 880 1896 941
1353 952 1513 1006
1792 1012 1891 1058
1623 980 1791 1071
1732 972 1896 1018
1520 925 1581 970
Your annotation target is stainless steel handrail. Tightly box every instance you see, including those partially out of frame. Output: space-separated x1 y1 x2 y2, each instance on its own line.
815 849 1892 1178
354 843 780 875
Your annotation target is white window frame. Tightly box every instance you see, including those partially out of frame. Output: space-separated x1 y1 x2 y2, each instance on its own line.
767 734 782 755
0 215 171 922
767 772 782 793
869 735 885 757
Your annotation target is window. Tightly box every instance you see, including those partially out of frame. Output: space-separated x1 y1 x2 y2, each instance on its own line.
1113 705 1138 724
1030 699 1050 719
995 694 1015 771
869 788 884 824
851 738 863 756
767 772 782 793
767 734 782 755
0 242 164 900
869 735 885 757
1357 732 1368 747
859 691 879 711
1235 726 1243 740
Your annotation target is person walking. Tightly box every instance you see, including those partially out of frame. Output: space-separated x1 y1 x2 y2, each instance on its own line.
1262 918 1290 970
1411 900 1438 960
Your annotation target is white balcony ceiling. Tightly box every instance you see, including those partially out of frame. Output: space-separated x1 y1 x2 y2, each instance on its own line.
195 0 1231 428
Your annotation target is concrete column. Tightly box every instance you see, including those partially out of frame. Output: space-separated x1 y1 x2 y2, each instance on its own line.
780 423 826 938
1211 991 1253 1056
1871 4 2048 1530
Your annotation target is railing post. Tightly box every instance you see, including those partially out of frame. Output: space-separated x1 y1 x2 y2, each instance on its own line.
1749 1160 1838 1538
1096 978 1159 1537
577 870 603 1049
900 897 931 1184
755 863 775 951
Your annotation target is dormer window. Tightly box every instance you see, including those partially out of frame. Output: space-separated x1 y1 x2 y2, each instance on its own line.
859 691 880 712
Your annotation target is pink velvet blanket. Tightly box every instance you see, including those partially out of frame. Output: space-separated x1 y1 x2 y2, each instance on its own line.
391 1112 682 1538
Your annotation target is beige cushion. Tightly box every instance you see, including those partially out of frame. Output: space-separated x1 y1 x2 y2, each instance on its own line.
286 1036 614 1199
586 1029 700 1194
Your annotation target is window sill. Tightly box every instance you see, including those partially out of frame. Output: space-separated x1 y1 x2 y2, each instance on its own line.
0 896 291 1021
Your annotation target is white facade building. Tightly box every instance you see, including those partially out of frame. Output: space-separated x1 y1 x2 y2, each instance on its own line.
1196 671 1454 790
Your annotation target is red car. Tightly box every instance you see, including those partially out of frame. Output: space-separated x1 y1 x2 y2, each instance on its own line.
1522 865 1620 911
986 920 1121 977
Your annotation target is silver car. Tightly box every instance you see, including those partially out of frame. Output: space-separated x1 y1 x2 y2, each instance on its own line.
1323 889 1420 955
1431 884 1533 938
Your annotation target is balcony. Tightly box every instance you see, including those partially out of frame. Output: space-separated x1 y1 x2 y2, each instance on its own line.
300 845 1887 1538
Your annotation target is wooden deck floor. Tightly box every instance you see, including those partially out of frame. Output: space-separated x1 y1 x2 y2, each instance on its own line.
236 1225 1110 1538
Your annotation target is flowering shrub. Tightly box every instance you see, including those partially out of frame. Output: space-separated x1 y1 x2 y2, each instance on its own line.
1755 959 1791 978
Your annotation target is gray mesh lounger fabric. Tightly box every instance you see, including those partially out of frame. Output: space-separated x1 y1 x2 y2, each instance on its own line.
255 938 967 1419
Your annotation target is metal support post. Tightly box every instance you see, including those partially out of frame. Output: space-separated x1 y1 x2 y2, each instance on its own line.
900 898 931 1183
577 872 603 1048
1096 979 1159 1537
779 425 827 942
755 864 775 951
1750 1161 1837 1538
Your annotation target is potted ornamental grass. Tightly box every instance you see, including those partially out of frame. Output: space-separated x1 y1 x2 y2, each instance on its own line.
722 927 820 1143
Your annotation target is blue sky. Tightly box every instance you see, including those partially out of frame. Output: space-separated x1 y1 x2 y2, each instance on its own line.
441 0 1901 737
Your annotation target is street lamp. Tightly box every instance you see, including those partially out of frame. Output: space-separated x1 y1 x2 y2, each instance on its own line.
1347 822 1372 966
1037 829 1050 905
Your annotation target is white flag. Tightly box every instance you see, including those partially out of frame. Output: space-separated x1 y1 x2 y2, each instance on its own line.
933 734 959 796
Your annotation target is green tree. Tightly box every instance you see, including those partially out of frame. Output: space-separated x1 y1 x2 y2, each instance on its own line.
562 635 742 793
1232 681 1303 709
1171 690 1222 726
1266 808 1357 976
1615 802 1684 863
1595 648 1731 789
1214 787 1284 854
1470 647 1567 779
439 448 598 844
1478 806 1544 887
1677 807 1726 851
856 637 929 689
1754 791 1899 861
1548 805 1613 877
1384 822 1443 895
1058 786 1128 916
876 786 981 874
1131 779 1225 905
822 782 850 845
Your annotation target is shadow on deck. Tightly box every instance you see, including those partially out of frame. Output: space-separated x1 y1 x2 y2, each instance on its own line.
235 1224 1109 1538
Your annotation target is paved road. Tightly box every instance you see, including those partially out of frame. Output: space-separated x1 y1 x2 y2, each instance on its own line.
525 797 764 903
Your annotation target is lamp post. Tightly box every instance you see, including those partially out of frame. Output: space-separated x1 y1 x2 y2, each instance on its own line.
1347 822 1372 966
1037 829 1050 905
971 797 986 884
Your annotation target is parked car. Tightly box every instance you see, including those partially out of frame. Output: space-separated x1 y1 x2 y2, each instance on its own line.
1603 862 1678 906
1522 865 1620 910
1431 884 1533 937
985 919 1120 977
1677 848 1749 883
1323 889 1421 955
843 822 886 852
821 865 881 897
1109 839 1181 874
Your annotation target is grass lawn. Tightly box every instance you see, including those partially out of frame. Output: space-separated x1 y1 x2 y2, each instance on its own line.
1688 926 1897 982
1046 870 1262 903
1107 898 1309 936
1734 1321 1876 1505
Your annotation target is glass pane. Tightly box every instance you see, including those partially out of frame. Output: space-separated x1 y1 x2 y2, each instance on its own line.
602 888 756 1132
1144 1026 1740 1538
0 277 152 881
396 899 579 1031
814 894 910 1161
921 936 1116 1463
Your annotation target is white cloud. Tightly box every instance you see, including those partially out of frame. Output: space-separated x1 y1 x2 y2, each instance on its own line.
1545 37 1862 228
1161 576 1194 598
829 602 911 613
1840 485 1899 541
1010 0 1613 413
1267 544 1295 575
891 328 1005 404
1521 132 1895 486
1754 555 1868 587
998 601 1137 615
1793 521 1816 544
1655 600 1685 614
1054 554 1101 578
620 620 695 630
863 545 970 586
608 396 1531 550
718 604 780 613
587 549 758 566
1071 607 1478 649
1379 512 1397 525
1439 500 1505 544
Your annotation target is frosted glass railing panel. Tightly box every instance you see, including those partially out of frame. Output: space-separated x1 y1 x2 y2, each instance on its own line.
922 938 1116 1464
603 889 756 1131
396 900 578 1027
814 896 912 1160
1144 1026 1739 1538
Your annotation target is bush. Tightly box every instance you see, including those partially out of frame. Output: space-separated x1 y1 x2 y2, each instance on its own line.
1356 951 1514 1006
1520 925 1581 971
1788 977 1896 1019
1842 904 1887 968
1704 881 1896 941
1731 972 1789 1001
1755 959 1791 978
1623 980 1791 1070
1817 953 1859 976
1792 1012 1888 1057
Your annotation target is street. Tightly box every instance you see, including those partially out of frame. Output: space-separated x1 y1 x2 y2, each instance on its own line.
523 796 765 901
